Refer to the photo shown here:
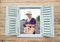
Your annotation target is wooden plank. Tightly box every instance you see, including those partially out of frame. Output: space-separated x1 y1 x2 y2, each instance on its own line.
1 0 54 3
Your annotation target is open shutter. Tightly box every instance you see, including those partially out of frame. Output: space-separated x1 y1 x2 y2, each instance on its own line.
41 6 54 37
5 6 18 36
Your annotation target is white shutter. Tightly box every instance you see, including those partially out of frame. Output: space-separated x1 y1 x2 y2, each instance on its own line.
41 6 54 37
5 6 18 36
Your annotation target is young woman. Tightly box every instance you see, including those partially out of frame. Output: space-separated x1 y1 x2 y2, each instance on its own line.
24 11 36 34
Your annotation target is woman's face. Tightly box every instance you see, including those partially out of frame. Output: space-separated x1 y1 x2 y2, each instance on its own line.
26 14 32 18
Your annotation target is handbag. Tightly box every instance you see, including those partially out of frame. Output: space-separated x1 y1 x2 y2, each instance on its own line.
24 27 35 34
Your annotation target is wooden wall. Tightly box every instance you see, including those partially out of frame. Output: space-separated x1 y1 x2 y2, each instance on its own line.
0 0 60 42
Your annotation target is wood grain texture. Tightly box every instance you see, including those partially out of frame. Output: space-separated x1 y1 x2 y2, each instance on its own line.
0 0 60 42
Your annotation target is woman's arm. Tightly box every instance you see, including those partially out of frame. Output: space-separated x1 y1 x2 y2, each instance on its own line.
31 18 36 25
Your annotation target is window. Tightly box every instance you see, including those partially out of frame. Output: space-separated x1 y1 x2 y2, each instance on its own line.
5 6 54 37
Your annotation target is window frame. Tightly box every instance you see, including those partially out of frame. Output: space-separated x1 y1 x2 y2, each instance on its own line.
17 6 43 37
